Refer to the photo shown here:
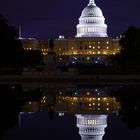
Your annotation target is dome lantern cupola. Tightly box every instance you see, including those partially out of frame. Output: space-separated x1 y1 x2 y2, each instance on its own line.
88 0 96 6
76 0 108 38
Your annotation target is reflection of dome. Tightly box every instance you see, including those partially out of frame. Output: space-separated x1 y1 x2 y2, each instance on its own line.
76 115 107 140
76 0 108 38
55 87 120 140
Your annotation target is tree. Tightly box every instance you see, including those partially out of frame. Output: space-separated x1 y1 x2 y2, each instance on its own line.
0 15 23 66
0 15 44 73
120 26 140 66
0 15 24 73
110 26 140 73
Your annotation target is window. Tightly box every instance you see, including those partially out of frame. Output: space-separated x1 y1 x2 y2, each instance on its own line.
97 51 101 54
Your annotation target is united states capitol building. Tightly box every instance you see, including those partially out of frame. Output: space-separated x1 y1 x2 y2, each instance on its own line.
21 0 121 64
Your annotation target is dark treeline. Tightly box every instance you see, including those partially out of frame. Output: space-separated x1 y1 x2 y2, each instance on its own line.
110 26 140 73
0 15 43 74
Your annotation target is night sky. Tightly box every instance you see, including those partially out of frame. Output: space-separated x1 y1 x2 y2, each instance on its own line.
0 0 140 40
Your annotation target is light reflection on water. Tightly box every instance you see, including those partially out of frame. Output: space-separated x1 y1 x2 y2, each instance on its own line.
1 85 140 140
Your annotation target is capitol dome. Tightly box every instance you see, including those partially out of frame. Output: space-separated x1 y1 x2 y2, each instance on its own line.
76 0 108 38
81 5 103 18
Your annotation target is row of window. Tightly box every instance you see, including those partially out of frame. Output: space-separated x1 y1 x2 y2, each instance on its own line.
58 46 110 51
78 27 106 33
58 51 114 56
78 119 106 125
80 19 103 24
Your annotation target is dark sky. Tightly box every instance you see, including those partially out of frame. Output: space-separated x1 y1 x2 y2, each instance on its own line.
0 0 140 40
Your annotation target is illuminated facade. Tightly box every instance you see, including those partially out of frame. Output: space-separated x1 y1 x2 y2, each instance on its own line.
76 0 107 37
21 0 121 64
55 88 120 140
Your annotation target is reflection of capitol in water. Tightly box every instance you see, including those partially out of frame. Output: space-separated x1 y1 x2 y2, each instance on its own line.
55 88 120 140
21 87 120 140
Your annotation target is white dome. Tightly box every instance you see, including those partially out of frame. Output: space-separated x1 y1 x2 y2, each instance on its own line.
76 0 108 38
81 5 103 18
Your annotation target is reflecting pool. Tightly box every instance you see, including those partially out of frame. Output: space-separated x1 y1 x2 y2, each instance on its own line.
0 84 140 140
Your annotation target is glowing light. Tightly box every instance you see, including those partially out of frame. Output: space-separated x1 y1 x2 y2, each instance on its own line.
89 45 92 48
86 92 90 95
73 97 78 101
73 51 78 55
89 98 92 101
103 51 107 54
87 56 90 60
43 96 46 99
97 51 100 54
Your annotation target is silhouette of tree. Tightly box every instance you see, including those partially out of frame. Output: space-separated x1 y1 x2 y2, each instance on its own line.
110 26 140 73
0 15 24 73
120 26 140 66
0 15 44 73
